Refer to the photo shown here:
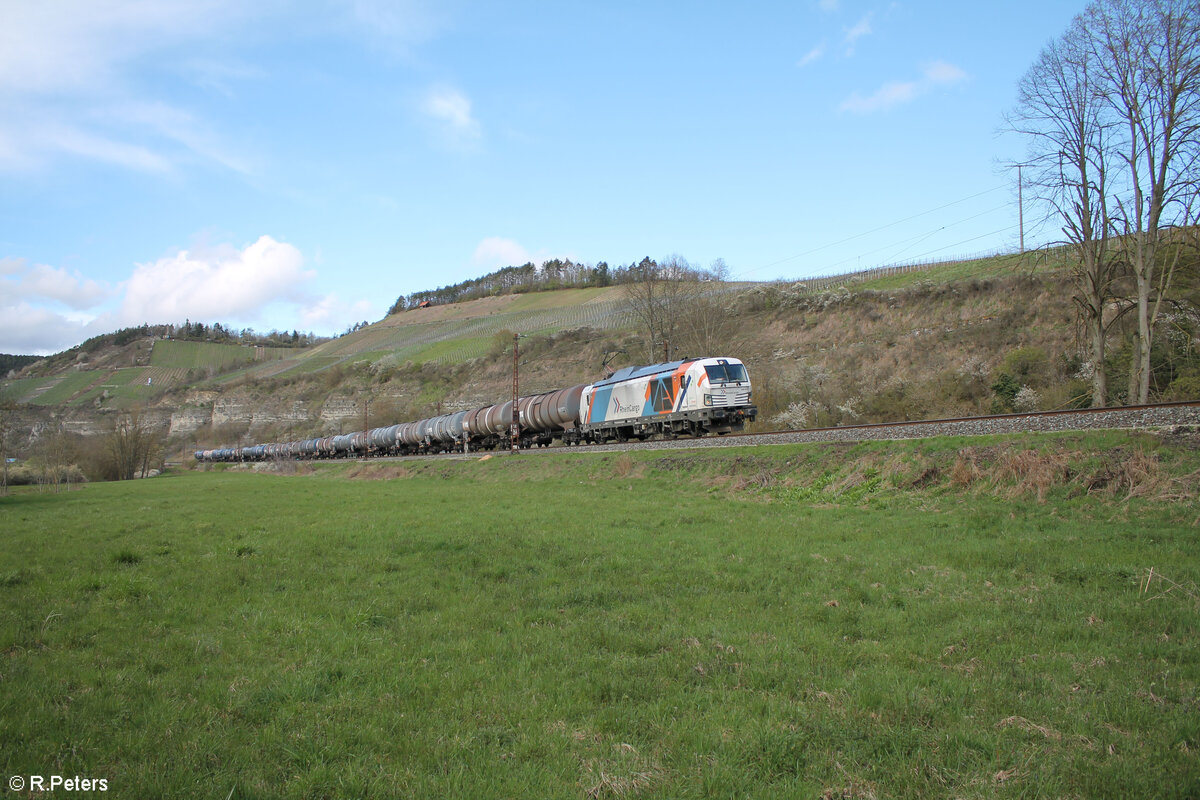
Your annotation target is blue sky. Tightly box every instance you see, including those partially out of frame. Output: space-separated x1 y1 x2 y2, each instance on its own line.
0 0 1084 355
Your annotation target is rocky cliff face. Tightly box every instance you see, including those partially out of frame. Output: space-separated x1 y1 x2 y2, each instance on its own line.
12 390 380 452
170 391 365 438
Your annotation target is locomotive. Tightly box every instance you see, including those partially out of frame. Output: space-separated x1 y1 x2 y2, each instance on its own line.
194 356 756 462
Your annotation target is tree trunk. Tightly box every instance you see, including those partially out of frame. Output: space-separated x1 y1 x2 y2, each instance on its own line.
1135 269 1152 402
1127 331 1142 403
1089 313 1107 406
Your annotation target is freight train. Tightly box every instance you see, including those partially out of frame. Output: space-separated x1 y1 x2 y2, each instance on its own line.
194 356 756 462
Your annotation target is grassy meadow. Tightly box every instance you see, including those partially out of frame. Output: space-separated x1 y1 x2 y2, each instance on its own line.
1 432 1198 798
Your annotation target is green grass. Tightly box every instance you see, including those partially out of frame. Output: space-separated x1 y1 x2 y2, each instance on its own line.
266 293 634 370
406 335 494 364
66 368 170 407
1 434 1198 798
1 371 81 402
503 286 617 312
24 370 106 405
149 340 278 370
1 363 205 408
854 249 1071 292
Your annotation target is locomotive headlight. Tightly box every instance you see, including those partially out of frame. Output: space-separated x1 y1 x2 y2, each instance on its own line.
703 394 713 406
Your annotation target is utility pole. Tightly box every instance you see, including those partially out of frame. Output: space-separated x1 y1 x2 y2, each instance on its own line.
363 398 369 459
1005 162 1032 254
1017 164 1025 254
511 333 520 452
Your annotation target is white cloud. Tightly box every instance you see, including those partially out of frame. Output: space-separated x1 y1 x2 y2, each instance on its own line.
819 0 840 10
797 43 826 68
1 257 113 310
0 2 453 174
20 264 111 310
472 237 531 270
179 57 266 97
0 0 249 96
923 60 969 85
839 60 969 114
299 294 377 330
844 13 873 54
422 85 482 148
42 121 174 174
0 0 262 176
115 102 256 175
0 100 254 176
117 235 315 325
0 256 112 353
0 237 392 353
0 301 100 356
840 80 919 113
343 0 448 48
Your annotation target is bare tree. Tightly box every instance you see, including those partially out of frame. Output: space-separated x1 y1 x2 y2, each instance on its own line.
624 257 664 362
34 418 75 492
1090 0 1200 402
0 400 16 496
706 257 731 282
110 409 160 481
678 260 744 358
623 255 701 362
1009 16 1118 406
658 255 701 360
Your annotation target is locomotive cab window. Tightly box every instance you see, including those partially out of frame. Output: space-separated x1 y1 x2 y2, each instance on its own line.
705 362 747 384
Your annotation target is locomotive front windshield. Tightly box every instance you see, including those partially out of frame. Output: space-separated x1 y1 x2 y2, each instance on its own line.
705 362 748 384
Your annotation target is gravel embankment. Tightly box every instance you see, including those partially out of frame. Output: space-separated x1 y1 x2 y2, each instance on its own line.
574 403 1200 455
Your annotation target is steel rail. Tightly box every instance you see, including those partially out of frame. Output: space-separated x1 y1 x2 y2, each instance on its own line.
714 400 1200 442
336 401 1199 463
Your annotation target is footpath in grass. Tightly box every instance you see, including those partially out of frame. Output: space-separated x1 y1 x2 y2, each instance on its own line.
1 432 1197 799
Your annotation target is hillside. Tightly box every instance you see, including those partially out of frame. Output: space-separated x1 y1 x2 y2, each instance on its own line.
3 248 1198 469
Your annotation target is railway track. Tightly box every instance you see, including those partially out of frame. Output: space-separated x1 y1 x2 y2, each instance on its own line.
336 401 1200 463
604 400 1200 454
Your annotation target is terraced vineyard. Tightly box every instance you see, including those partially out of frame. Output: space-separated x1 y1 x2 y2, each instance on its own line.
1 370 99 406
148 339 288 370
217 293 639 383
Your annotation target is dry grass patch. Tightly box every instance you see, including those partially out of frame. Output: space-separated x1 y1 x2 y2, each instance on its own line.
995 448 1073 502
345 464 413 480
826 462 879 495
611 454 644 479
581 755 665 800
1139 567 1200 606
995 715 1062 741
1085 449 1199 502
730 470 777 490
949 449 984 488
943 443 1199 504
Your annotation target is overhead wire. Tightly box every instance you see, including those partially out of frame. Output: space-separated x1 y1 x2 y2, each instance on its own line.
734 184 1011 279
812 201 1014 275
903 224 1021 263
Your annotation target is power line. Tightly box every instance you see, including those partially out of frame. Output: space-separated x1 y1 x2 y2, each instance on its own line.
904 224 1020 263
818 202 1013 274
735 184 1010 279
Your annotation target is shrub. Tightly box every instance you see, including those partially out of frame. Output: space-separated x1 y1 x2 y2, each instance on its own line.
1013 386 1041 412
990 373 1021 413
999 346 1050 386
1162 367 1200 401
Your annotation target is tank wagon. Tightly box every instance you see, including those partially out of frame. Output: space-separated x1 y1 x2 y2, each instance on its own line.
194 356 756 462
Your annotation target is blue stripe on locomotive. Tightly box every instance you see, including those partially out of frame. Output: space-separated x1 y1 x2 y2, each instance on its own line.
589 385 615 423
